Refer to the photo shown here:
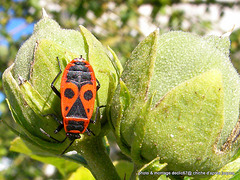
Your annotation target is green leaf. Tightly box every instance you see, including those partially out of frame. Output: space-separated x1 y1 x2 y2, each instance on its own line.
68 166 95 180
13 17 86 80
209 157 240 180
136 157 168 180
114 160 134 180
157 175 171 180
143 69 225 171
122 29 158 100
108 46 123 79
80 25 116 107
11 137 80 176
30 39 79 116
230 169 240 180
203 35 230 57
131 92 156 164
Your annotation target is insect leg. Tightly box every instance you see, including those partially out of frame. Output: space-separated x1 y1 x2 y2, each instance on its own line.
40 128 67 143
85 128 95 136
96 79 100 91
90 105 106 124
42 114 64 134
87 106 106 137
42 113 63 125
54 124 64 134
51 57 62 98
41 128 73 155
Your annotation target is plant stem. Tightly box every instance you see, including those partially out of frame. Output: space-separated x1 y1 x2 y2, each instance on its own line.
78 136 121 180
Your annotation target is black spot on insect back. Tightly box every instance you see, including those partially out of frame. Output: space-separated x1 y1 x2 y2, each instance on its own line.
84 90 93 101
64 88 75 99
67 97 87 118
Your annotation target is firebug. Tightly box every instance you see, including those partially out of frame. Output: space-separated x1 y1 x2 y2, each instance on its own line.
41 56 104 155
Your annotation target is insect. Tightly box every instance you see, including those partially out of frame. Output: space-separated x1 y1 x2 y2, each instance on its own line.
41 56 104 155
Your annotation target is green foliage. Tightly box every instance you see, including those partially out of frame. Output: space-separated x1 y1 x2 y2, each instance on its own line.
1 0 240 179
10 137 80 176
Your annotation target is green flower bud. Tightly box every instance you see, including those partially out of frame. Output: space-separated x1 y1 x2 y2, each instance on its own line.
109 29 240 174
3 14 117 155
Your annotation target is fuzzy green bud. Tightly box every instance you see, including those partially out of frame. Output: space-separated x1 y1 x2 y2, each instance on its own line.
3 14 117 155
109 29 240 174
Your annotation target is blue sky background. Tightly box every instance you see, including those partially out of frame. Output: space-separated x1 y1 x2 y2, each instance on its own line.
0 18 34 45
6 18 34 41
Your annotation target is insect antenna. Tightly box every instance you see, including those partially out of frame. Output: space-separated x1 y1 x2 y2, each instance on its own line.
40 128 75 155
61 140 75 155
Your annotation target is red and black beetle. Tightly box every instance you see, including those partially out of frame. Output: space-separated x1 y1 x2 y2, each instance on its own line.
41 56 104 154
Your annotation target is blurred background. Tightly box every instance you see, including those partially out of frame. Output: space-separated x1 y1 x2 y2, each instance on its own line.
1 0 240 179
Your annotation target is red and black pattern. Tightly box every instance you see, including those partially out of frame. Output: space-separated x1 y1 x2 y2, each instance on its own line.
41 56 104 155
60 58 97 134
